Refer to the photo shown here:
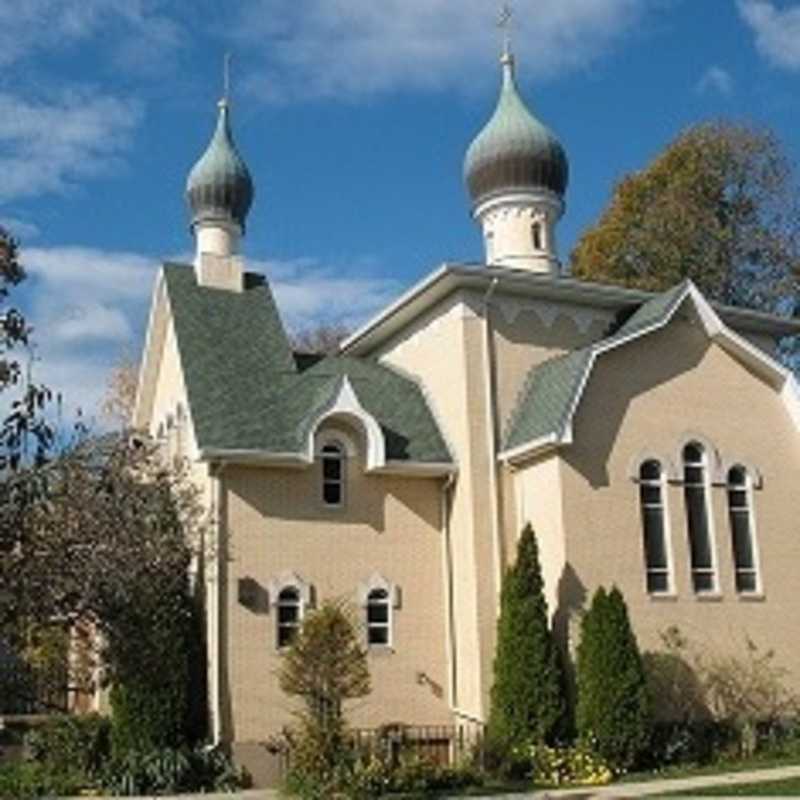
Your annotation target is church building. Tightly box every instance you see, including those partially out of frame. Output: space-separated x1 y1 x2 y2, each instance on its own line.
133 40 800 782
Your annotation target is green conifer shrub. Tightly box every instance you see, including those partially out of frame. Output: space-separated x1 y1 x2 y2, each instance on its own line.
576 586 651 771
488 525 564 751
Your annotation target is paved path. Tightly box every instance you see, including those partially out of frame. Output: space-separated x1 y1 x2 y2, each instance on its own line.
520 763 800 798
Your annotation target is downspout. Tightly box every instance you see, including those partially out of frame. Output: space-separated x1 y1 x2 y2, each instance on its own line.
482 278 505 602
440 472 458 712
209 461 225 745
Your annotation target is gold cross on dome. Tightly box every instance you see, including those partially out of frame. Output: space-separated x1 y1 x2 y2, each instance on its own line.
498 1 513 55
223 53 232 103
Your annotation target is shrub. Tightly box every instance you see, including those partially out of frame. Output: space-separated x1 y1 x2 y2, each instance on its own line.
576 586 650 771
279 601 371 799
530 742 613 787
26 713 111 778
99 744 248 796
488 525 564 750
0 761 85 800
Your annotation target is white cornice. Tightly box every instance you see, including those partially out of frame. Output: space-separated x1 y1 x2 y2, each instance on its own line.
341 264 800 357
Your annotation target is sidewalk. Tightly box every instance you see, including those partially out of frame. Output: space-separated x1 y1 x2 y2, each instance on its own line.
523 763 800 798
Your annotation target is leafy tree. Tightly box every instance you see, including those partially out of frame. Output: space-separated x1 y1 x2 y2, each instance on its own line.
0 436 204 749
488 525 564 749
289 322 351 355
0 227 53 469
278 600 370 797
571 122 800 313
576 586 650 771
100 349 139 429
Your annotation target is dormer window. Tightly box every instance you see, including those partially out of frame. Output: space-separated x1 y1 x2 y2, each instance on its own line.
321 441 345 507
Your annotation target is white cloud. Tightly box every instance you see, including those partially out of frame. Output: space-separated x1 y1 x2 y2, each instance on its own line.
0 91 141 201
0 0 182 69
233 0 656 101
255 258 402 331
738 0 800 70
19 245 158 422
695 65 734 96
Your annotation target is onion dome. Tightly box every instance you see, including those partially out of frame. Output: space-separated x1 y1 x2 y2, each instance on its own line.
464 52 568 207
186 99 254 231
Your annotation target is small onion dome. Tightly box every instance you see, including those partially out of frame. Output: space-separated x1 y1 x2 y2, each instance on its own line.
464 53 568 207
186 99 254 231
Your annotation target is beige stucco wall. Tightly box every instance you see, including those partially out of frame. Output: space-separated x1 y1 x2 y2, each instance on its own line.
376 288 615 721
556 314 800 686
220 419 451 743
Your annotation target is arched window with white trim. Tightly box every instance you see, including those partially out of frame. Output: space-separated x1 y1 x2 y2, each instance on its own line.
321 441 345 507
638 459 671 594
683 442 717 592
276 587 302 649
366 588 391 646
727 466 760 594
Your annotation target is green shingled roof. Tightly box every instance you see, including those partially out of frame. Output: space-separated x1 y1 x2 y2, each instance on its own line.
163 264 451 464
502 282 691 453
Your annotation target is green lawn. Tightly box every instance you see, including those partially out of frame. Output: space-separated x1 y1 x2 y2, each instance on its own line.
664 776 800 796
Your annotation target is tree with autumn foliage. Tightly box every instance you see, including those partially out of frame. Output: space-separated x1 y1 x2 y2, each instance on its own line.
571 122 800 314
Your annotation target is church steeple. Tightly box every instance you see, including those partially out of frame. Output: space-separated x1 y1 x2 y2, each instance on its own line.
186 57 254 291
463 8 569 274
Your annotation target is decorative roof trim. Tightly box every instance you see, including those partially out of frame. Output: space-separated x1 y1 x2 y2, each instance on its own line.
499 281 800 464
342 264 800 357
306 376 386 470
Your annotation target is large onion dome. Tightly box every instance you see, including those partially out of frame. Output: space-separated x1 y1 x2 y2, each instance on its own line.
186 99 254 231
464 52 568 208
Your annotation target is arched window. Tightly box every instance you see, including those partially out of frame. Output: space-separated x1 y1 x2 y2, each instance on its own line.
728 466 759 593
277 587 302 648
321 441 345 506
366 588 391 646
532 221 543 251
639 460 671 593
683 442 716 592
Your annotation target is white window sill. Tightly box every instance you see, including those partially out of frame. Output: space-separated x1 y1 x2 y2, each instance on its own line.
367 645 394 657
737 591 766 602
648 592 678 601
695 592 724 602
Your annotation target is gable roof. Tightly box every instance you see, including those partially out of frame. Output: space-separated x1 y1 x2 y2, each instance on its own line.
502 280 800 463
161 264 452 470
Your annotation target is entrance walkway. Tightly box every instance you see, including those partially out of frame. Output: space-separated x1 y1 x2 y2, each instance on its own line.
524 763 800 798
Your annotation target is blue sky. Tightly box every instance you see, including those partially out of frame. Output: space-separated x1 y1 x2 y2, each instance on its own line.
7 0 800 423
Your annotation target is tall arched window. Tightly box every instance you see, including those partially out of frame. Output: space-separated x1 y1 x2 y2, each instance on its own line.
277 587 302 648
366 588 391 646
321 441 345 507
639 460 671 593
683 442 716 592
728 466 759 593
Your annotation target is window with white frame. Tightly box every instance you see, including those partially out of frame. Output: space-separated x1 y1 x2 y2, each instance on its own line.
321 441 345 506
638 459 671 594
683 442 717 593
727 466 760 594
366 588 391 646
276 586 302 649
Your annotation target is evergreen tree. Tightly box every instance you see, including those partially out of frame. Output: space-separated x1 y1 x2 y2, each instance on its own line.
576 587 651 771
488 525 564 748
